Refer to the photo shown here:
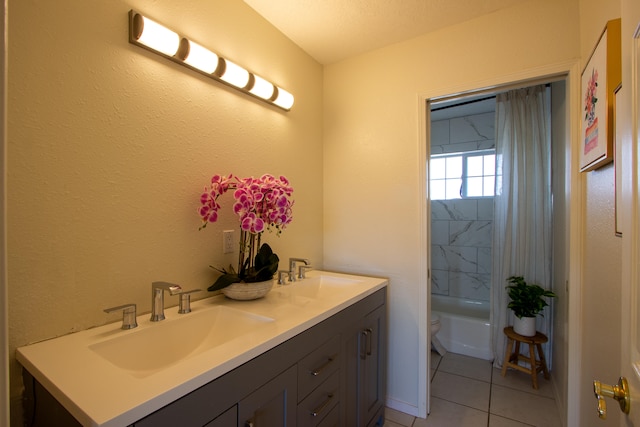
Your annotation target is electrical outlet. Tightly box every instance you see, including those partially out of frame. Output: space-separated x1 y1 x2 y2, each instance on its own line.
223 230 234 254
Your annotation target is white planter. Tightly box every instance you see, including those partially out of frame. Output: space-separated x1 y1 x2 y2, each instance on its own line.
222 279 274 301
513 316 536 336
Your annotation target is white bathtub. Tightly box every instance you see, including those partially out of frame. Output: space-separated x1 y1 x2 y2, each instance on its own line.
432 294 493 361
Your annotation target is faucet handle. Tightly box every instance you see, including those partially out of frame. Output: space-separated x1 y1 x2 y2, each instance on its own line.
104 304 138 330
278 270 292 285
178 289 201 314
298 265 313 279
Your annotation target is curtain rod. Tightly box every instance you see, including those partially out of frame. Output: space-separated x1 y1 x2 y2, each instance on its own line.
430 96 495 112
430 76 562 106
430 82 555 112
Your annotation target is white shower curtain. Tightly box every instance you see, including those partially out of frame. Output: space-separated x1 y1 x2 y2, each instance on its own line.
491 85 553 368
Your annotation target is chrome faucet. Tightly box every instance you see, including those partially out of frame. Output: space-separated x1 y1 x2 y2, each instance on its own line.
288 258 310 282
150 281 182 321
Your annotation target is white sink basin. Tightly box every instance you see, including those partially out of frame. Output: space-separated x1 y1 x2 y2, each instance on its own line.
273 274 364 303
89 306 274 378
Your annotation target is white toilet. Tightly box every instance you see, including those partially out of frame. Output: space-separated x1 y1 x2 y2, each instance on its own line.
431 313 447 356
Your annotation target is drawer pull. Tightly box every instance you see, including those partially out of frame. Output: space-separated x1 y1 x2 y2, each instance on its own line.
311 393 334 417
358 331 369 360
310 355 336 377
360 329 371 360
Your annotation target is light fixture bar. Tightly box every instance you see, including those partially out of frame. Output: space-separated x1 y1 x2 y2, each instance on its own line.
128 10 294 111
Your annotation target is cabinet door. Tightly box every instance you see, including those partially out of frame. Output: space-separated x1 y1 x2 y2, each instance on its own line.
343 303 387 427
360 305 385 427
238 365 297 427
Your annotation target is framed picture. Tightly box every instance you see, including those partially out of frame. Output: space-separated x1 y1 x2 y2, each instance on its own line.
580 19 621 172
614 83 622 236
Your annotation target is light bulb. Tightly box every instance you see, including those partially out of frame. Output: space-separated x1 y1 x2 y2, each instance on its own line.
220 59 250 88
134 14 180 57
183 40 219 74
249 74 275 100
273 87 294 110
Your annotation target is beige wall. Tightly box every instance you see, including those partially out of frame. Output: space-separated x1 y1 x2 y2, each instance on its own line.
7 0 323 423
323 0 580 416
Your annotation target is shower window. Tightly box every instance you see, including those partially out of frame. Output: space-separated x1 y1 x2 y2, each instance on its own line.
430 150 496 200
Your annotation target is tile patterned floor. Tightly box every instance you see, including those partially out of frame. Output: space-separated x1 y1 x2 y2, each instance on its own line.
384 351 562 427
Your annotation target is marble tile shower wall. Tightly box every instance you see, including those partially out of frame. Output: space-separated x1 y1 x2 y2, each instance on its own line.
430 111 495 302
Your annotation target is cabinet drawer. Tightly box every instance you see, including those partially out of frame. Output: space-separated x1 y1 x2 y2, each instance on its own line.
297 370 340 427
203 405 237 427
317 403 340 427
298 335 341 400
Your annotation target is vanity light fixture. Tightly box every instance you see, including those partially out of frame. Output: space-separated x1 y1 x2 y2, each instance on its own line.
128 10 294 111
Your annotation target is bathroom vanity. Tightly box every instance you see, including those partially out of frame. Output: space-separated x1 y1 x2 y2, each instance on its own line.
17 271 387 427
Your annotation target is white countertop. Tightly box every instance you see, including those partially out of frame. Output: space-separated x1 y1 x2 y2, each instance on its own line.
16 270 387 427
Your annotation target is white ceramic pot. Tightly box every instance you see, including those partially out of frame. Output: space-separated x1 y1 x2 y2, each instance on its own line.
513 316 536 337
222 279 274 301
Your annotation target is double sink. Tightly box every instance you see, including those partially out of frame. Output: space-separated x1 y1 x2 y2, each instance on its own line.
17 270 382 427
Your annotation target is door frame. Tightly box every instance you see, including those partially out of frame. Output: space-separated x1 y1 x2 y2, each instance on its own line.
1 2 8 425
418 60 583 424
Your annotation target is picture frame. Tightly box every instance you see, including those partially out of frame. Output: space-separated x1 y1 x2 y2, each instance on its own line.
580 18 621 172
614 83 622 236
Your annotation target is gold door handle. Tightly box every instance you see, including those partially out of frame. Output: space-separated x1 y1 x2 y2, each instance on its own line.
593 377 630 419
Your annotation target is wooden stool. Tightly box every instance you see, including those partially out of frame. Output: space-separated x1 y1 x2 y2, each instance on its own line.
501 326 550 389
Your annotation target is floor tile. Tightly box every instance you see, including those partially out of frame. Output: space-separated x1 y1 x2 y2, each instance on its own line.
431 371 491 411
387 351 562 427
490 384 561 427
431 351 442 370
385 407 416 426
413 397 488 427
438 352 493 382
488 414 535 426
491 367 554 398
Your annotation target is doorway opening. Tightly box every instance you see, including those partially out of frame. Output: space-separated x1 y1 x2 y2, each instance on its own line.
425 78 570 417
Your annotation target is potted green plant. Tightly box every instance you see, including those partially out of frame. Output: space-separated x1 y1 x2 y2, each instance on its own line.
506 276 556 336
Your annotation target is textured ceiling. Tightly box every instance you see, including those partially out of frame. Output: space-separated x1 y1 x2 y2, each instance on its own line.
244 0 527 64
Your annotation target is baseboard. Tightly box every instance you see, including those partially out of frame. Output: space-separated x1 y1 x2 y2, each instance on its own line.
384 396 420 418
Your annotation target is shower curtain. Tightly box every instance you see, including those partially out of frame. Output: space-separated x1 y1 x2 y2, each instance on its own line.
491 85 553 368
